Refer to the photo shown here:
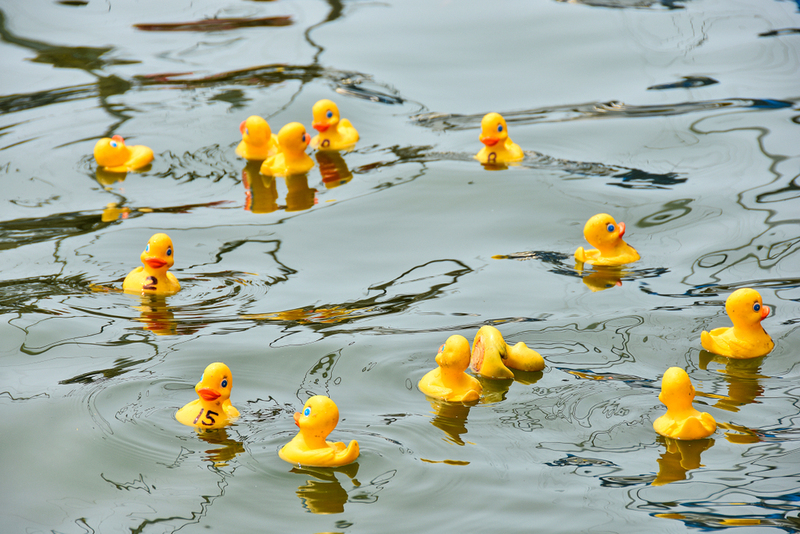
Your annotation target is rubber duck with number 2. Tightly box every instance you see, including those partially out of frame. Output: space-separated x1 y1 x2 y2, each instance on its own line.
310 99 359 151
279 396 359 467
701 288 774 358
575 213 640 266
260 122 315 177
175 362 240 429
94 135 154 172
474 112 523 165
123 233 181 295
419 335 482 402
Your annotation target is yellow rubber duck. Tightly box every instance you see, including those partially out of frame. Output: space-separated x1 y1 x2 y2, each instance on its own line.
175 362 240 429
418 335 482 402
653 367 716 440
575 213 640 266
310 99 359 151
122 233 181 295
235 115 279 161
259 122 315 177
474 112 524 165
279 396 360 467
470 325 545 380
701 288 774 358
94 135 154 172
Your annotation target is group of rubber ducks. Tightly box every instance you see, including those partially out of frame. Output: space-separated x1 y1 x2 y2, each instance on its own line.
98 104 776 463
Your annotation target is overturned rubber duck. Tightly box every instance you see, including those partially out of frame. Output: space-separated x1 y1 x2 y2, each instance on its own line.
236 115 280 161
701 288 774 359
470 325 545 380
653 367 716 440
260 122 315 177
575 213 640 266
419 335 482 402
280 396 360 467
94 135 154 172
123 233 181 295
474 112 523 165
310 99 359 151
176 362 240 429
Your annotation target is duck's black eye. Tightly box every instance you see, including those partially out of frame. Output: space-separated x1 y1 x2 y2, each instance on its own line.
166 247 172 256
326 110 333 119
245 128 249 136
607 223 615 232
221 379 228 388
497 124 503 133
753 303 761 312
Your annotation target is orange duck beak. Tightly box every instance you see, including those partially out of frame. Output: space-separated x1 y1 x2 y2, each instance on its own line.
480 136 499 147
313 122 330 133
145 258 167 269
198 388 221 401
617 222 626 238
293 412 301 426
761 305 770 319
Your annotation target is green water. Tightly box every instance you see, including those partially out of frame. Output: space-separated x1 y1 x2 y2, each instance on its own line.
2 0 800 532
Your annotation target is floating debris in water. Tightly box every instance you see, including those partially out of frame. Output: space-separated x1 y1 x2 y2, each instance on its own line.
134 16 292 32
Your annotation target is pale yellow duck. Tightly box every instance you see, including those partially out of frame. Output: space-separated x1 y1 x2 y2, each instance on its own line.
279 396 360 467
310 99 359 151
259 122 315 177
653 367 716 440
175 362 240 429
470 325 545 380
236 115 279 161
701 288 774 358
474 112 524 165
94 135 153 172
419 335 482 402
575 213 640 266
122 233 181 295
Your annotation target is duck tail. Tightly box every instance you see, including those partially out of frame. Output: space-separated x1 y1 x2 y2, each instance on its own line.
505 342 545 372
700 330 712 352
575 247 586 263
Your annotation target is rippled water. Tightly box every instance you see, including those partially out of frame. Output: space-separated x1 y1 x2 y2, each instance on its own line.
2 0 800 532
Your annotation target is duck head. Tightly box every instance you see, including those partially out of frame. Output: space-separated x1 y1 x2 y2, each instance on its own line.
94 135 131 168
240 116 272 146
658 367 695 411
312 99 340 133
278 122 311 154
479 113 509 147
195 362 233 403
140 233 175 274
294 395 338 441
726 288 770 328
584 213 626 251
436 335 471 372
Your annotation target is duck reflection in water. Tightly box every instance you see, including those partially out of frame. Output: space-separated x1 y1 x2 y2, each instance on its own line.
196 427 246 468
129 294 199 336
290 463 360 514
285 174 317 211
576 264 626 292
96 167 127 187
427 399 473 446
315 150 353 189
698 352 766 413
652 435 715 486
242 162 278 214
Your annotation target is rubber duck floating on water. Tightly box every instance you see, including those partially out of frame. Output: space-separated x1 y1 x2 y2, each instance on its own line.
260 122 315 177
474 112 523 165
280 396 360 467
701 288 774 359
94 135 154 172
470 325 545 380
176 362 240 429
123 233 181 295
419 335 482 402
310 99 359 151
575 213 640 266
236 115 280 161
653 367 716 440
